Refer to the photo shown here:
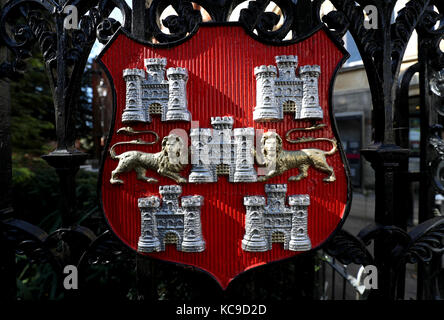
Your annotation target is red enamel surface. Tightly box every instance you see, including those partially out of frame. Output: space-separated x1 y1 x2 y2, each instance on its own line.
100 25 348 289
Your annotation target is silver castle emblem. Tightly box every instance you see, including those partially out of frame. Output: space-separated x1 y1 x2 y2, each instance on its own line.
122 58 191 123
242 184 311 252
138 185 205 253
188 116 258 183
253 55 323 122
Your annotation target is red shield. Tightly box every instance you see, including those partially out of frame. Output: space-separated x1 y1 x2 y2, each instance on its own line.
98 25 350 289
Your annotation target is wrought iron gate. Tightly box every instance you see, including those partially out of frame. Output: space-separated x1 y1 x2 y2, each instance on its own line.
1 0 443 300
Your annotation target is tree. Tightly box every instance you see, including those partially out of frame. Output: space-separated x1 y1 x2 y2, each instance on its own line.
10 53 55 155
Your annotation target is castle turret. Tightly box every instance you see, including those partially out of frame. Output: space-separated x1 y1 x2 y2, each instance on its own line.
211 116 234 166
181 196 205 252
144 58 167 83
165 67 191 121
138 196 161 252
242 196 268 252
159 185 182 213
189 128 214 183
276 55 298 80
233 128 257 183
299 65 323 120
288 194 311 251
265 184 288 213
253 65 280 121
122 68 150 123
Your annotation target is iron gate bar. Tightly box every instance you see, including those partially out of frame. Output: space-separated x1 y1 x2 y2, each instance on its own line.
0 0 443 300
393 61 421 298
417 3 444 300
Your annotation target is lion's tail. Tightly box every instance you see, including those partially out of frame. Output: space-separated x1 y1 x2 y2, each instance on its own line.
287 137 337 156
109 139 158 160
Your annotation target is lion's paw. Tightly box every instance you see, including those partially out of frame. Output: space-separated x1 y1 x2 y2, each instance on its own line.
110 178 124 184
177 177 187 184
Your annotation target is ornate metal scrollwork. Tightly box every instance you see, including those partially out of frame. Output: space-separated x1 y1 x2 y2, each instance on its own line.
1 216 133 277
0 0 132 189
0 0 130 77
321 9 349 45
326 217 444 282
429 125 444 194
238 0 324 43
145 0 325 44
401 217 444 264
147 0 203 43
430 69 444 99
358 224 412 252
326 1 380 64
324 229 374 266
392 0 433 68
1 218 61 268
1 218 100 269
417 1 444 71
77 230 134 267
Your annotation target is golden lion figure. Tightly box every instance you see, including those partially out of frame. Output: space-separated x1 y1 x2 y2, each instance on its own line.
109 134 187 184
256 131 337 182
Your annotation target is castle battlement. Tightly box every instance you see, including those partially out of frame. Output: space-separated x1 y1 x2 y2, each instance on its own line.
159 185 182 195
123 68 145 79
190 128 212 138
144 58 167 68
299 65 321 76
233 127 255 137
275 55 298 65
244 196 266 206
288 194 310 206
265 184 287 194
242 184 312 252
181 195 204 207
138 196 161 209
254 65 278 77
211 116 234 129
167 67 188 78
138 186 205 253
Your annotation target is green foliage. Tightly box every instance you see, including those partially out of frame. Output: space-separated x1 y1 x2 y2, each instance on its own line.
10 54 55 155
16 255 63 301
12 154 61 229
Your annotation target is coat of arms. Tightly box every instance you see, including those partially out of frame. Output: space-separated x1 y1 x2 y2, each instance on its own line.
98 24 350 288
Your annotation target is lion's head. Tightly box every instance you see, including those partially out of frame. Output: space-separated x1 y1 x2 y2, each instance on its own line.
261 132 283 163
159 134 186 172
